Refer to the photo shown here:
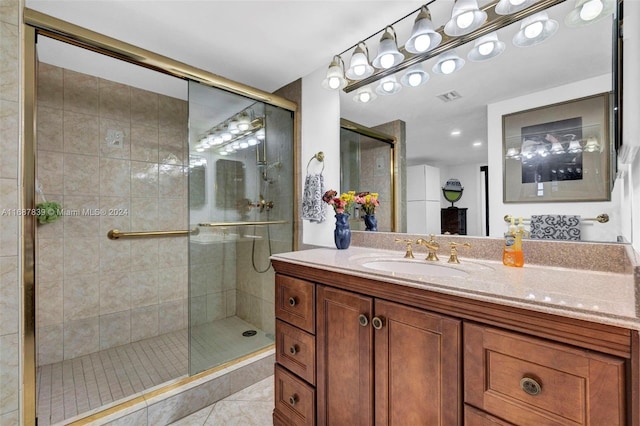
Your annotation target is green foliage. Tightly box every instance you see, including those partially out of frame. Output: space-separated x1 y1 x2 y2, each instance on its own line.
36 202 62 224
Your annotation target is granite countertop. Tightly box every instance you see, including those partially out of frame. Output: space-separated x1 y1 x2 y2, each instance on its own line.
271 246 639 330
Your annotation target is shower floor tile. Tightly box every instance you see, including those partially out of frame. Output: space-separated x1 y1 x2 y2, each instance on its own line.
36 316 273 425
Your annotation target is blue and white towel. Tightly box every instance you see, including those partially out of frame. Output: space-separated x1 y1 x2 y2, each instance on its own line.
301 173 326 223
529 215 581 241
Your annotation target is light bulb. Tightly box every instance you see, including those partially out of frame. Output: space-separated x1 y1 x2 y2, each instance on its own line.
382 81 395 92
510 0 525 5
239 141 249 149
359 92 371 103
225 145 235 152
478 41 494 56
196 147 204 152
408 73 422 87
213 135 223 145
353 64 366 76
524 21 543 39
247 137 258 146
440 59 456 74
328 77 341 89
413 34 431 52
580 0 604 21
256 128 265 140
228 120 239 134
221 132 232 141
456 11 474 29
380 54 395 69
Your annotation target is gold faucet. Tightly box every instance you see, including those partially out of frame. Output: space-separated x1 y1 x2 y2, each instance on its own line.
416 234 440 261
448 242 471 264
395 238 415 259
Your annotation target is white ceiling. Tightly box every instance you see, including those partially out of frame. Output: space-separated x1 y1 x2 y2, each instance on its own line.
27 0 614 166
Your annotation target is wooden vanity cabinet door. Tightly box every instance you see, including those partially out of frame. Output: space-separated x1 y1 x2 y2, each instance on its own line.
464 322 626 425
276 275 315 333
374 299 462 426
316 285 374 426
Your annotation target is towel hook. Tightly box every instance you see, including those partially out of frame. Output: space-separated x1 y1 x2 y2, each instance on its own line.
306 151 325 174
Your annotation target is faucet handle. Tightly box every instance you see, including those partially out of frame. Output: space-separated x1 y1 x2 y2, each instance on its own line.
448 242 471 264
395 238 415 259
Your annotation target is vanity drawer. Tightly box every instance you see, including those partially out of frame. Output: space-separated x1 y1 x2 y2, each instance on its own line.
464 405 513 425
274 364 316 426
276 319 316 385
464 322 626 425
276 275 315 333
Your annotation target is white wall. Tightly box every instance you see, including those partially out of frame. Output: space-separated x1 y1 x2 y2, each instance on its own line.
301 66 341 247
487 74 627 242
439 164 485 237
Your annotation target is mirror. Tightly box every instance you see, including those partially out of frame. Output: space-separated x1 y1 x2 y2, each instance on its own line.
340 0 626 243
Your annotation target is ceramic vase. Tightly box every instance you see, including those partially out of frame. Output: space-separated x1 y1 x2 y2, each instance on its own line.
363 214 377 231
334 213 351 249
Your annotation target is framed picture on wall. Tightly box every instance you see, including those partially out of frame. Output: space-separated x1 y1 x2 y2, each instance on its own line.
502 92 611 203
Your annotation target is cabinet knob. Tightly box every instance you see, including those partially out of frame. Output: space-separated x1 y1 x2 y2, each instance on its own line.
520 377 542 396
288 297 296 307
289 394 298 406
372 316 385 330
358 314 369 327
289 345 298 355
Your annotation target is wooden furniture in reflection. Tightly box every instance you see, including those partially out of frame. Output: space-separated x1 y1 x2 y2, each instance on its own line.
441 207 467 235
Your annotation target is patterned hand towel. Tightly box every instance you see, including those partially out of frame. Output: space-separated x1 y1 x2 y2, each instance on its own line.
529 215 581 241
301 173 326 223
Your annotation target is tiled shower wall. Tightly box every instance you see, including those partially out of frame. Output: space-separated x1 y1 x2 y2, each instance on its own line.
35 63 189 365
0 0 21 423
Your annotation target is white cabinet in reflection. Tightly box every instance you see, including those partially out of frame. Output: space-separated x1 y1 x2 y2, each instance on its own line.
407 165 441 235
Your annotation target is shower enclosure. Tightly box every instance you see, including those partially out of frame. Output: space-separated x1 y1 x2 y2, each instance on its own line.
32 34 294 424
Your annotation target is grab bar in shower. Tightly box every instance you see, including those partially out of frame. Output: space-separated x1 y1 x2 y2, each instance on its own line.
107 228 199 240
197 220 289 227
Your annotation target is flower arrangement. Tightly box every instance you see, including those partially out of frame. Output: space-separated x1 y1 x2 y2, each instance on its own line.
355 192 379 215
322 190 356 214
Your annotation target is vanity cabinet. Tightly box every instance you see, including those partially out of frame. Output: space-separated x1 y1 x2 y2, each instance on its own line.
316 285 461 425
272 259 634 425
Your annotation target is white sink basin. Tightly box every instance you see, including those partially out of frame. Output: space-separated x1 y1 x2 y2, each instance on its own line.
361 260 469 278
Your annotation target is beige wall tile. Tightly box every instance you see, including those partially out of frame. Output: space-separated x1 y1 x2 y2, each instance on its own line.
225 290 236 317
130 124 159 163
99 310 131 350
206 293 226 322
190 295 207 326
100 157 131 197
131 87 158 127
99 196 131 236
130 197 158 231
63 195 101 238
37 63 63 109
158 266 186 303
99 79 131 122
99 271 131 315
63 69 98 116
0 100 18 178
63 153 100 195
158 300 184 333
0 257 17 334
99 238 131 273
159 128 185 165
0 333 19 413
37 106 63 152
63 110 100 155
130 305 158 342
63 273 99 321
37 238 64 282
37 279 63 327
0 22 18 102
0 179 17 257
63 317 99 360
158 95 185 131
63 237 100 276
159 164 186 197
37 150 64 194
37 324 63 365
158 238 187 267
131 161 158 197
130 269 158 308
129 239 158 271
0 0 19 25
158 197 186 231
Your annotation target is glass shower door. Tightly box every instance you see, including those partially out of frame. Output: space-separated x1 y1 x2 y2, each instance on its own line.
187 81 293 375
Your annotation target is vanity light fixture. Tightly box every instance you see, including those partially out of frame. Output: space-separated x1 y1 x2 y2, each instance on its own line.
550 141 566 154
565 0 615 26
400 63 429 87
513 12 558 47
345 43 374 80
505 147 521 159
494 0 537 15
322 55 348 89
376 75 402 95
236 112 252 132
567 138 583 153
467 32 505 62
372 26 404 69
256 128 266 140
221 126 233 142
444 0 487 37
353 86 377 103
433 50 465 75
405 6 441 54
583 136 601 152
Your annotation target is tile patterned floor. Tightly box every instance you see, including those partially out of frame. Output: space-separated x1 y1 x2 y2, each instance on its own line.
36 316 273 425
169 376 274 426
